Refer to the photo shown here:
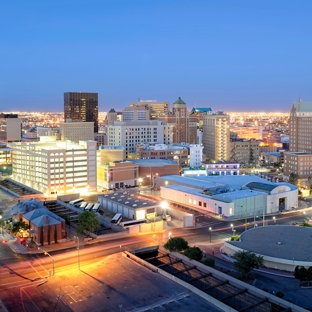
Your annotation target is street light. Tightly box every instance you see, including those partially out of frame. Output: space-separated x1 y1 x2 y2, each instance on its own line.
161 200 168 220
273 216 276 225
0 215 2 236
209 227 212 242
74 236 81 271
230 223 234 236
38 247 55 276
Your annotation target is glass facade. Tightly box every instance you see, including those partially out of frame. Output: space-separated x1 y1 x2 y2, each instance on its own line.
64 92 98 132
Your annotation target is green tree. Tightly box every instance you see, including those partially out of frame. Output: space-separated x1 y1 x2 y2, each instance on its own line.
288 173 299 186
307 177 312 193
184 247 203 261
76 211 100 235
233 250 264 279
12 220 28 235
294 266 312 285
164 237 188 252
203 258 215 268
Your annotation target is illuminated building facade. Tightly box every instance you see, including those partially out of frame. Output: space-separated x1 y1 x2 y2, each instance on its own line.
11 137 97 195
202 112 230 161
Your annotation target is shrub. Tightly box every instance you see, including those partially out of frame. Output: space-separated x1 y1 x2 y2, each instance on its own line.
184 247 203 261
203 258 215 267
230 235 240 241
164 237 188 252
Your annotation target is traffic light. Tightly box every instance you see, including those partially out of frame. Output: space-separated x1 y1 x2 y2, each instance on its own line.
2 239 7 244
20 238 25 244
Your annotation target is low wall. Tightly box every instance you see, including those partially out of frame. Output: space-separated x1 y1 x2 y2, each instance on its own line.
0 185 20 197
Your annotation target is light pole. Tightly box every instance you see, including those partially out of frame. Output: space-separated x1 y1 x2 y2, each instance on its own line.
161 200 168 219
209 227 212 242
230 223 234 236
38 247 55 276
0 215 2 236
74 236 81 271
273 216 276 225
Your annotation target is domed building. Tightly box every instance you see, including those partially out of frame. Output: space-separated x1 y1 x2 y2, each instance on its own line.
223 225 312 272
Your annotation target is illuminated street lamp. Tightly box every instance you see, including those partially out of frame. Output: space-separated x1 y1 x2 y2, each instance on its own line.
273 216 276 224
38 247 55 276
160 201 168 210
209 227 212 242
161 201 168 219
230 223 234 236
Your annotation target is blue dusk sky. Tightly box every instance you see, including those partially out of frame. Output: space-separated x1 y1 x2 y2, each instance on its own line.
1 1 312 112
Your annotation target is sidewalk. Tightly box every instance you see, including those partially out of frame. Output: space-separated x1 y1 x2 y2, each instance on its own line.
2 228 79 255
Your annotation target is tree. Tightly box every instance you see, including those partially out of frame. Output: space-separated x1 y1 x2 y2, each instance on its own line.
233 250 264 279
184 247 203 261
12 221 28 235
164 237 188 252
288 173 299 186
203 258 215 268
294 266 312 285
307 177 312 194
76 211 100 235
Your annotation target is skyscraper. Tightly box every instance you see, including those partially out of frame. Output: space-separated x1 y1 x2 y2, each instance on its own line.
202 111 230 161
158 97 198 144
64 92 98 132
289 98 312 152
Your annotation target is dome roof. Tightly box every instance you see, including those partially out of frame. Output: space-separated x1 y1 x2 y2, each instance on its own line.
173 97 186 105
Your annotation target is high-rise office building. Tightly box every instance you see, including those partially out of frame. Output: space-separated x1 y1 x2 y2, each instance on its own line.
289 98 312 152
158 97 198 144
107 120 173 157
64 92 98 132
202 111 230 161
129 99 169 119
0 113 22 143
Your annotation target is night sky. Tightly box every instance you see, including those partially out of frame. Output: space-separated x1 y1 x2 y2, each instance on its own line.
1 1 312 112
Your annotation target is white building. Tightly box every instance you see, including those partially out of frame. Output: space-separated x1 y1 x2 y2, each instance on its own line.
189 144 203 168
11 136 97 195
60 121 94 142
156 175 298 219
107 120 173 158
0 114 22 143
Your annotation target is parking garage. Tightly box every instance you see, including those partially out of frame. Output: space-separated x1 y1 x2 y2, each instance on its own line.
128 247 301 312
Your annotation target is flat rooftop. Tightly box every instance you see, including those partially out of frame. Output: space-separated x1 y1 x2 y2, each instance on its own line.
99 190 159 210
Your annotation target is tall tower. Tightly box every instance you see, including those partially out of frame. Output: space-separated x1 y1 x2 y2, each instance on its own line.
202 111 230 161
289 98 312 152
64 92 98 132
158 97 197 144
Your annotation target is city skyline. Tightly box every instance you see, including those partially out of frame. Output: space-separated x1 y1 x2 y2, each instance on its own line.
1 1 312 112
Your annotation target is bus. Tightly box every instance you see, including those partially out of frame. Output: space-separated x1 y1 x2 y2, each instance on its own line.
92 203 100 213
111 213 122 225
120 219 146 228
69 198 84 206
79 202 88 210
85 203 94 211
